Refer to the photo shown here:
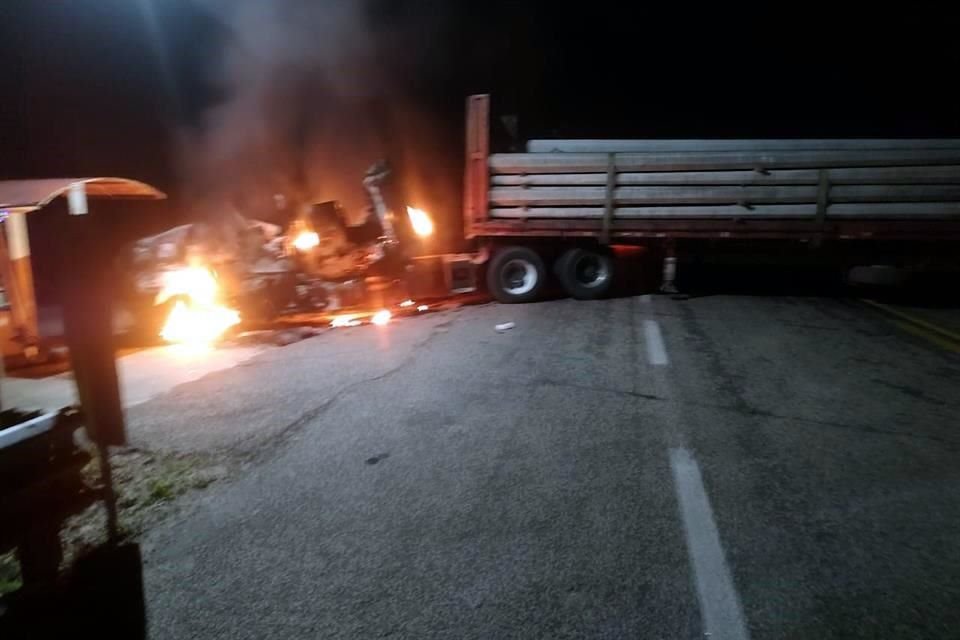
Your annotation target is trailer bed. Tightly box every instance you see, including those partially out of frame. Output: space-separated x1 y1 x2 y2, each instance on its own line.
463 95 960 242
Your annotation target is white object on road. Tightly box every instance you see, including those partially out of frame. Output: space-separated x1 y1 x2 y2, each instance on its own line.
670 448 750 640
495 322 516 332
0 411 58 449
643 319 669 366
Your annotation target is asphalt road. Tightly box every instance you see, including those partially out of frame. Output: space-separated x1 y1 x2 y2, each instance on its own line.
140 294 960 639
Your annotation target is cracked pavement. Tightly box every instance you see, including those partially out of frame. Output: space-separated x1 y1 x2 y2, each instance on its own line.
126 311 458 457
135 295 960 639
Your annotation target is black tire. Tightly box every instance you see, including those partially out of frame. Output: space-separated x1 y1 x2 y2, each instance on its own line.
555 247 615 300
487 246 547 303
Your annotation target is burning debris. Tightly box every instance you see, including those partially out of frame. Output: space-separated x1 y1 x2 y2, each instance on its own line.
292 230 320 252
161 300 241 347
330 315 363 328
155 267 241 347
406 207 434 238
326 297 435 329
124 162 436 344
329 309 390 329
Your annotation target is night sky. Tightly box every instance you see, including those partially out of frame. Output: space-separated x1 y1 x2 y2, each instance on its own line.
2 1 959 256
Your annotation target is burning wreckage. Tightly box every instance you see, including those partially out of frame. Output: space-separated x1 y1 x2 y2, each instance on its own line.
125 163 434 344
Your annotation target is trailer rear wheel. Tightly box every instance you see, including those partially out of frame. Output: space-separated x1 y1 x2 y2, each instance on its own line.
556 248 614 300
487 246 547 303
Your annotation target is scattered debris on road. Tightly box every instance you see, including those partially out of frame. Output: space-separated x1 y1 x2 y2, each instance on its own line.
330 314 363 328
495 322 516 332
365 453 390 465
269 327 322 347
228 327 320 347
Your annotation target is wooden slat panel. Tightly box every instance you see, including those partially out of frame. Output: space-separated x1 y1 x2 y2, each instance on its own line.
490 202 960 219
492 171 819 186
472 217 960 240
827 202 960 217
490 185 960 207
830 166 960 184
491 186 819 206
490 206 817 219
489 150 960 174
491 166 960 187
830 185 960 202
527 139 960 153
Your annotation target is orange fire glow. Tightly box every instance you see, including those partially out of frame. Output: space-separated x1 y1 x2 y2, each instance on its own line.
293 230 320 252
156 267 240 346
406 207 434 238
330 314 362 328
371 310 392 326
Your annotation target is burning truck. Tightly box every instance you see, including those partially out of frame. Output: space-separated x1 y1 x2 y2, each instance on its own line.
123 162 434 344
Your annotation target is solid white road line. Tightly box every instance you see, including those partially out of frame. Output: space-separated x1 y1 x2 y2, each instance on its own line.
670 448 750 640
643 319 669 366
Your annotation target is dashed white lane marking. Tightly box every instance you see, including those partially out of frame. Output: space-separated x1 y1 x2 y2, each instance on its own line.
670 448 750 640
643 319 669 366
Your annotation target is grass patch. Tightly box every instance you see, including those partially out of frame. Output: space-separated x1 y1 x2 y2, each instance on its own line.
147 479 176 504
2 445 232 594
0 552 22 596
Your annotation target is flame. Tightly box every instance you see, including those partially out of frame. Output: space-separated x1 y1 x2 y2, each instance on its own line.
406 207 434 238
331 314 362 328
156 267 240 346
331 310 391 328
293 230 320 252
161 301 241 346
155 267 218 307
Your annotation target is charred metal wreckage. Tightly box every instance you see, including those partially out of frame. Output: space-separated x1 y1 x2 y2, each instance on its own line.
124 162 425 335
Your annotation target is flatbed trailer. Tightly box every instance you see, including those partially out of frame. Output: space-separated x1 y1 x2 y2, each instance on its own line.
462 95 960 302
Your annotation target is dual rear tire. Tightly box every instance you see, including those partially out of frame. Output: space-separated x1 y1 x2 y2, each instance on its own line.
487 246 615 303
486 247 546 303
553 248 614 300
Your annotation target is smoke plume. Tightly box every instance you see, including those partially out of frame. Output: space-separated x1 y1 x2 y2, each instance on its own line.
179 0 457 230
